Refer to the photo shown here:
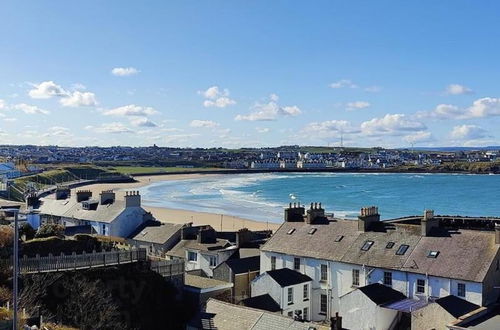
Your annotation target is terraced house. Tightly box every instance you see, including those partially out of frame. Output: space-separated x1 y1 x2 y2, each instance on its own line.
258 203 500 324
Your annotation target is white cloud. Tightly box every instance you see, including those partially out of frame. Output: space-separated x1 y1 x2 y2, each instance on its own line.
235 94 302 121
301 120 355 139
189 120 220 128
165 134 200 145
450 125 488 140
256 127 270 133
28 81 98 107
42 126 71 137
12 103 50 115
3 117 17 122
329 79 358 89
346 101 371 111
111 67 140 76
404 131 433 144
59 91 97 107
0 99 6 110
199 86 236 108
130 117 158 127
103 104 158 117
91 122 134 134
445 84 473 95
467 97 500 118
361 114 426 136
364 86 382 93
28 81 67 99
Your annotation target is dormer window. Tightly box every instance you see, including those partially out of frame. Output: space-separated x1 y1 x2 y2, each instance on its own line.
427 250 439 258
396 244 409 255
287 228 296 235
361 240 374 251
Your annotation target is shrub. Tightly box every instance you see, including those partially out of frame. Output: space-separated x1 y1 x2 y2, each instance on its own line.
0 286 10 304
35 224 65 239
19 223 36 241
0 226 13 248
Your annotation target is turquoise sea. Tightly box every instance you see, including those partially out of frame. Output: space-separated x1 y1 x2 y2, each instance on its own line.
137 173 500 223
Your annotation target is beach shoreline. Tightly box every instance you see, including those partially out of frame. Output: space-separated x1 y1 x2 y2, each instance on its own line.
74 173 281 232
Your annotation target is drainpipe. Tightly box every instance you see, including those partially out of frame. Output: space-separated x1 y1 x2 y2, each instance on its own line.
426 273 429 301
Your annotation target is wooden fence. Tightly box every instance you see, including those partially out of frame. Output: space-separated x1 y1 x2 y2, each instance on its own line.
150 259 184 277
6 249 147 274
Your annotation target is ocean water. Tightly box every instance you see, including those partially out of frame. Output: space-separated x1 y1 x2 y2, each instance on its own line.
137 173 500 223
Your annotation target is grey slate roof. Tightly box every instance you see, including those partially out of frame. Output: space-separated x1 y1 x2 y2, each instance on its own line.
357 283 406 305
266 268 312 287
240 294 281 312
166 238 234 258
435 295 480 318
261 219 500 282
129 220 183 244
205 299 329 330
38 197 147 224
224 256 260 274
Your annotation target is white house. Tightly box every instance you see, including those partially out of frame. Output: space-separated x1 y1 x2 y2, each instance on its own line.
251 268 313 320
259 204 500 323
167 226 237 277
32 190 153 238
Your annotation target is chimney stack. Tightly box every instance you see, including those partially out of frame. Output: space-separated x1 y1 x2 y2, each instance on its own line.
306 202 325 224
198 228 217 244
124 191 141 208
76 190 92 202
421 210 439 237
55 186 71 200
495 223 500 245
99 190 115 205
284 203 305 222
358 206 380 232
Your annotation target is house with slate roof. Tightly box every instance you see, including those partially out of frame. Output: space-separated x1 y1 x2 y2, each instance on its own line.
251 268 313 320
259 203 500 323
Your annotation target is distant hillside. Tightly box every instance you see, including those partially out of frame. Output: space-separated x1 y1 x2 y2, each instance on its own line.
409 146 500 152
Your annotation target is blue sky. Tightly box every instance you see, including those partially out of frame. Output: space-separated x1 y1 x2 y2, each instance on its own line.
1 1 500 148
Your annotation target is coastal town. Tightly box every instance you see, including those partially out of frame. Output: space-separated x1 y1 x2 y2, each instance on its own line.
0 175 499 329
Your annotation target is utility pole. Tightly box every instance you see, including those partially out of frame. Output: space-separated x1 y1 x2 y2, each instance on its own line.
6 209 20 330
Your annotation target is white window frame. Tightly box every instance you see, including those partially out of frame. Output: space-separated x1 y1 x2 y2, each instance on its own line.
457 283 466 297
303 284 308 301
352 269 360 286
416 279 426 294
303 307 308 321
320 264 328 282
287 287 294 305
320 294 327 314
293 257 300 270
187 251 197 262
271 256 276 270
209 255 217 267
383 271 392 286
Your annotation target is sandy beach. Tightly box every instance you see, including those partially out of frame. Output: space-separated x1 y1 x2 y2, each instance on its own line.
74 174 281 232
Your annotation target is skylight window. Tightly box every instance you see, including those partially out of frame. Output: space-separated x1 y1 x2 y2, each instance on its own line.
287 228 296 235
396 244 409 255
334 235 344 242
361 240 374 251
427 250 439 258
386 242 395 249
308 228 317 235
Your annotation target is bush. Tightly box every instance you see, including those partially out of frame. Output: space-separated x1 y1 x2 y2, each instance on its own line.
0 226 13 248
35 224 65 239
0 286 10 304
19 223 36 241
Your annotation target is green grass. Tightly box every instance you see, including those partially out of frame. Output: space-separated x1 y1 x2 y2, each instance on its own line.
111 166 225 175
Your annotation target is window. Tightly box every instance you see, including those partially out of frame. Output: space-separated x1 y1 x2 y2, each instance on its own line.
352 269 360 286
427 250 439 258
416 279 426 294
287 228 296 235
287 311 293 317
386 242 395 249
209 255 217 267
361 240 374 251
457 283 466 297
294 257 300 270
334 235 344 242
287 287 294 305
320 264 328 282
271 256 276 270
308 228 317 235
383 271 392 286
303 307 308 321
396 244 409 255
187 251 197 262
320 294 327 314
303 284 309 301
102 224 106 235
